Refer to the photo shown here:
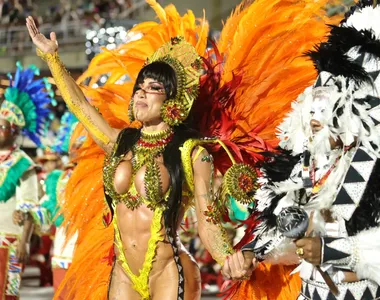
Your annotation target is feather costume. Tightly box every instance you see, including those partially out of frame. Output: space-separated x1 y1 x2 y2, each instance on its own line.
239 1 380 299
54 0 337 298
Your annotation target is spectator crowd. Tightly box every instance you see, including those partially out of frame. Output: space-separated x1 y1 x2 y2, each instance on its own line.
0 0 141 28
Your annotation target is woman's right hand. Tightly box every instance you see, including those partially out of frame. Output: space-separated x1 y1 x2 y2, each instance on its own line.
26 16 58 54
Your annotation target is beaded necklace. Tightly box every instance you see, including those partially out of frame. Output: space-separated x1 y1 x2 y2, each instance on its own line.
137 128 174 148
307 145 353 195
310 155 341 195
132 127 174 171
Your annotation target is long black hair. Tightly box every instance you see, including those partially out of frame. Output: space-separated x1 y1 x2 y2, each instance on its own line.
110 62 202 238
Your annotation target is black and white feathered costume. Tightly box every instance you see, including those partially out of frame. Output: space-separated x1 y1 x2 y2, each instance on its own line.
243 1 380 299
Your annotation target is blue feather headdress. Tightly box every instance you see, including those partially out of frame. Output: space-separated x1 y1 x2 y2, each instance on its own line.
0 62 54 146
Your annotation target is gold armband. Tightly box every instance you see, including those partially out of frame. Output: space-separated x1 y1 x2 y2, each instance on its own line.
214 225 235 266
36 48 59 62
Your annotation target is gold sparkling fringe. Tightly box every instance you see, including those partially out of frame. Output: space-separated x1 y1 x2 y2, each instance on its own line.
144 159 163 210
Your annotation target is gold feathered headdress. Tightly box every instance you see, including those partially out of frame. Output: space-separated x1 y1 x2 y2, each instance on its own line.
129 36 203 126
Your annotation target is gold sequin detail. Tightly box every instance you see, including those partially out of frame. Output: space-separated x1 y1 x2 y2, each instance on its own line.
147 37 202 126
144 159 163 209
37 49 110 146
211 225 235 266
113 207 164 299
103 129 173 210
103 154 141 210
222 163 258 205
180 138 234 265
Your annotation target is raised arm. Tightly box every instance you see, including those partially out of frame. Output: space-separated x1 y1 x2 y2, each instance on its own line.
26 16 119 153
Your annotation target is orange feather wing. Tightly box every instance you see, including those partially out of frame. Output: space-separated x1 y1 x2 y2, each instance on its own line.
55 1 208 298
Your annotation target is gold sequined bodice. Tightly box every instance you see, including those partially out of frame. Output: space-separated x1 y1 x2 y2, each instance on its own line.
103 128 173 210
103 156 171 210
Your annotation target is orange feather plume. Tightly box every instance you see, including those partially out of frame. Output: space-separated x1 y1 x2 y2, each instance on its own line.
211 1 340 298
56 0 342 298
55 1 208 298
199 0 341 157
77 0 208 86
230 264 302 300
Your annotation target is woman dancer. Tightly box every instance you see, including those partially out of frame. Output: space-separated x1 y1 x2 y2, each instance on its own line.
26 0 336 298
26 16 240 299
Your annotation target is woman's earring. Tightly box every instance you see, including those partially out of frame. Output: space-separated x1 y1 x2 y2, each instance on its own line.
160 100 185 126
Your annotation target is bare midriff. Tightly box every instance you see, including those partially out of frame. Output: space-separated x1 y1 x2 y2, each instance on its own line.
116 201 188 275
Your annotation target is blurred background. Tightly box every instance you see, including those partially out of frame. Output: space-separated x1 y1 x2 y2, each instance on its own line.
0 0 355 135
0 0 246 148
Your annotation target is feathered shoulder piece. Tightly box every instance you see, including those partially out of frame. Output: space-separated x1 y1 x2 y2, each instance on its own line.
0 62 53 146
306 2 380 84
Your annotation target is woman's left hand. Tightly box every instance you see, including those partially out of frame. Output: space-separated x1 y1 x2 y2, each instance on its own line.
295 237 322 265
221 251 256 280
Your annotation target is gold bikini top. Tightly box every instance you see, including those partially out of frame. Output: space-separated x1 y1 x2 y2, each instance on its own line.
103 130 207 211
103 153 172 210
104 129 258 217
103 128 175 211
